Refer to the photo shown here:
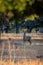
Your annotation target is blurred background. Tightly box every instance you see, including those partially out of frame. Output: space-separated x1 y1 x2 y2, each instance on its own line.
0 0 43 33
0 1 43 64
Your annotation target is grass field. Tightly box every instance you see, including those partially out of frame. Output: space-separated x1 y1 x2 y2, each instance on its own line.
0 33 43 65
0 59 43 65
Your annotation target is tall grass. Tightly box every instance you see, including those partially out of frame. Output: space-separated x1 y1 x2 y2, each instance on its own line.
0 59 43 65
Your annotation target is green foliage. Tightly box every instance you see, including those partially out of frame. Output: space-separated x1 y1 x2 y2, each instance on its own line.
0 0 43 20
0 0 35 13
0 0 43 33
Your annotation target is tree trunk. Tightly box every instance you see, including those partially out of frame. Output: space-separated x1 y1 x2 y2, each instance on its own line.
15 21 19 33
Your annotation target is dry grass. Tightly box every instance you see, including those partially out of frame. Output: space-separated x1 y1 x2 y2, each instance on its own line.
0 59 43 65
0 34 43 65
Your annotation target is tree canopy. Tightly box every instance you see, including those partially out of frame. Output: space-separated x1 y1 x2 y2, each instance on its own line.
0 0 43 17
0 0 43 33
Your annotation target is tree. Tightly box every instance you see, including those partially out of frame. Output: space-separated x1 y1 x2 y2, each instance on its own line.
0 0 43 33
